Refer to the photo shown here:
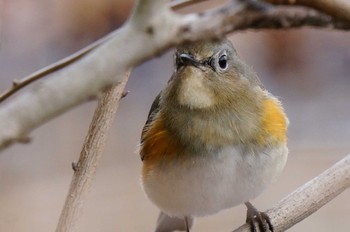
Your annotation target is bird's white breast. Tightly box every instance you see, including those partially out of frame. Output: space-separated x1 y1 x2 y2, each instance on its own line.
141 144 288 217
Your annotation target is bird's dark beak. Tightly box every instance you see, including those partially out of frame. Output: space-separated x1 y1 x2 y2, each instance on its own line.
178 53 201 68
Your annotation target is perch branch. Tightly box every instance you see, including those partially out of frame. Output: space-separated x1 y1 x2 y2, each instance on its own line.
233 154 350 232
56 71 130 232
0 1 349 151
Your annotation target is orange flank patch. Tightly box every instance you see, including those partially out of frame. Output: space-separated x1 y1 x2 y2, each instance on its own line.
141 115 180 177
257 98 288 145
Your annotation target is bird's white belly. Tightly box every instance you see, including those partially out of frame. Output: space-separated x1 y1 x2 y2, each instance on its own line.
142 145 287 217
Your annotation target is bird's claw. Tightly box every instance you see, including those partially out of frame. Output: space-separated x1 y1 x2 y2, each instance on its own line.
245 202 273 232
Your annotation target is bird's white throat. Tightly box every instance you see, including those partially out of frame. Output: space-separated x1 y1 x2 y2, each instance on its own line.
177 69 215 109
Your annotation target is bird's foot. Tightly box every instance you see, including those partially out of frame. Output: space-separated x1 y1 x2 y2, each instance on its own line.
245 202 273 232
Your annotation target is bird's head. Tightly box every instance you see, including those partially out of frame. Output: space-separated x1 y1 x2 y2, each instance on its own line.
163 38 262 111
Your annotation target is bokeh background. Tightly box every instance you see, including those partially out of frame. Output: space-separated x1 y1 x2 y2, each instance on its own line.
0 0 350 231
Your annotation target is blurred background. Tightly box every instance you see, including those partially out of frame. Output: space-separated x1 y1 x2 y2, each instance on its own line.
0 0 350 231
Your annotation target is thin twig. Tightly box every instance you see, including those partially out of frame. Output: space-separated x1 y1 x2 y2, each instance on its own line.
233 154 350 232
56 71 130 232
0 32 116 103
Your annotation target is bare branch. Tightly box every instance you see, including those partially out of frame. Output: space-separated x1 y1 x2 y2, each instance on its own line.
179 2 350 40
219 5 349 31
56 72 130 232
233 154 350 232
0 1 349 151
264 0 350 23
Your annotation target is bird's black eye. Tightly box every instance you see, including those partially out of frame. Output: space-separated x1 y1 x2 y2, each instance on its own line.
218 54 228 70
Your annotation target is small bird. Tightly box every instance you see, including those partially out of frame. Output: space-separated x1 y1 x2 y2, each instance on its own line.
140 38 288 232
